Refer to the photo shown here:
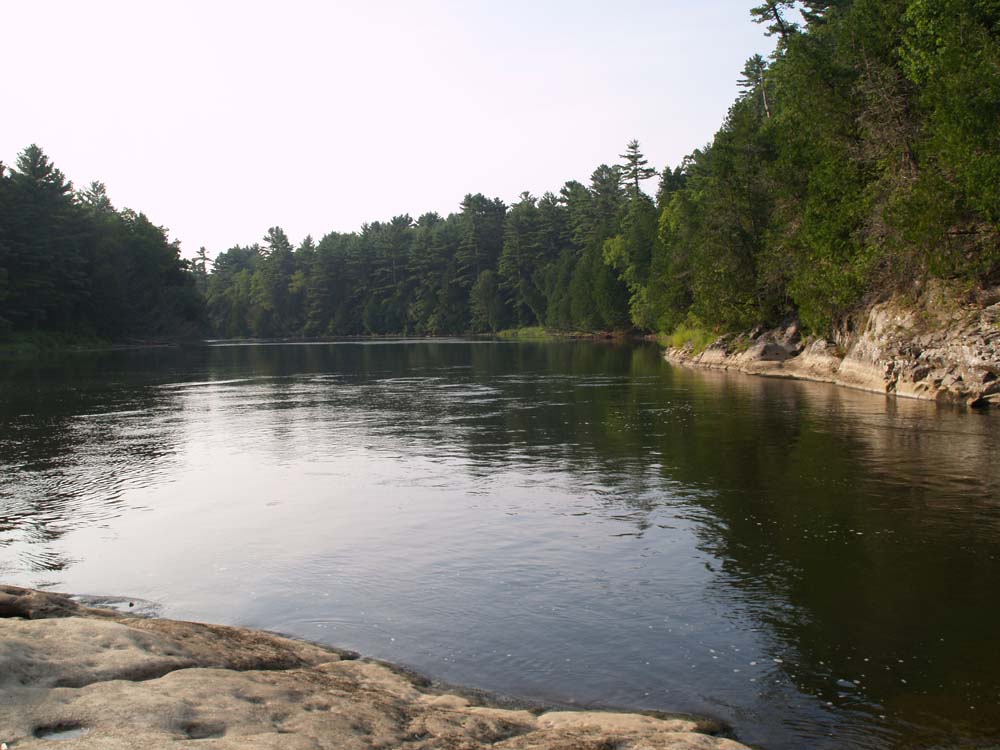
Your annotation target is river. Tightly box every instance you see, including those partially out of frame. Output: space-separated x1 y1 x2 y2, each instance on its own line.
1 340 998 749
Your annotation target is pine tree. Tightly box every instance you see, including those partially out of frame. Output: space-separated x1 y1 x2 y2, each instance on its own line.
738 54 771 119
192 247 211 294
78 181 115 214
499 192 546 325
619 140 658 196
750 1 798 43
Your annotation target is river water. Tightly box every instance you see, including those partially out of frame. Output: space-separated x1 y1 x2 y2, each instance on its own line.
1 340 998 749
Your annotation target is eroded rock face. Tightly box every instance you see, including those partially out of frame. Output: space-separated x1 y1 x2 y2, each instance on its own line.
839 293 1000 406
664 283 1000 408
0 586 748 750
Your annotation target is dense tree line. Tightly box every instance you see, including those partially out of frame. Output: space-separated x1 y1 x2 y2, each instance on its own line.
0 146 202 341
3 0 997 344
205 0 999 339
205 176 634 338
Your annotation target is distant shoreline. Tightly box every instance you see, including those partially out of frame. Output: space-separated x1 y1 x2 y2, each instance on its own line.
1 329 647 357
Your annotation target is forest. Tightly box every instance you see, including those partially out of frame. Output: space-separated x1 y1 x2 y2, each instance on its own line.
2 0 997 344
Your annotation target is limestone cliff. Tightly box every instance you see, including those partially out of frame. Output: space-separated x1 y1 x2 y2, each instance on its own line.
664 283 1000 408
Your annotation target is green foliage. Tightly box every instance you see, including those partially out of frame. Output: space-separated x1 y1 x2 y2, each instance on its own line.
470 270 507 332
197 152 648 337
8 1 997 344
603 192 661 329
738 54 773 119
0 330 110 357
750 0 800 42
664 317 718 355
499 192 549 326
644 0 999 337
897 0 1000 277
619 140 658 195
495 326 555 340
0 145 202 342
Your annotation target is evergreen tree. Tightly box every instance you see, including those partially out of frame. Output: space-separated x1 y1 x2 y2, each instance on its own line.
619 140 658 196
469 270 507 332
78 181 114 214
750 0 799 43
499 192 545 325
738 54 772 119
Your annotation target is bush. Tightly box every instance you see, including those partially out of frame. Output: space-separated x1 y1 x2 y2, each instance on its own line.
663 316 718 354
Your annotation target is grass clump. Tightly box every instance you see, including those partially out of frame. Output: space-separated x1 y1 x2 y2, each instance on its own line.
496 326 557 340
661 319 718 355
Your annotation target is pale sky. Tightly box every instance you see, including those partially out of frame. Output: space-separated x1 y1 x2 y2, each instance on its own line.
3 1 775 257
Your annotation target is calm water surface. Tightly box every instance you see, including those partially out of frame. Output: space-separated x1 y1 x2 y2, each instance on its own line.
1 341 998 750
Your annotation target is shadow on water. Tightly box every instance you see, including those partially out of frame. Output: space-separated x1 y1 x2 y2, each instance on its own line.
1 340 998 750
647 370 1000 750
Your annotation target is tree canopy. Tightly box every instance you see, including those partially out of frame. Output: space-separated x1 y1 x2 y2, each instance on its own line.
0 146 202 340
3 0 997 343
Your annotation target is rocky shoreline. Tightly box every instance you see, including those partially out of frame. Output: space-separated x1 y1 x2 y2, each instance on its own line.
0 586 749 750
663 283 1000 408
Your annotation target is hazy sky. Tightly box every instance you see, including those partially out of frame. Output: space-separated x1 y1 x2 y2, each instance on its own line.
4 1 775 257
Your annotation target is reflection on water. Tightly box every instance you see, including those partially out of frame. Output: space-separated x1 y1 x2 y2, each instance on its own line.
1 341 998 750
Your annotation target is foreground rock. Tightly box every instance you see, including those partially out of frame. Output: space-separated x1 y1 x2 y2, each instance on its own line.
0 586 748 750
664 282 1000 408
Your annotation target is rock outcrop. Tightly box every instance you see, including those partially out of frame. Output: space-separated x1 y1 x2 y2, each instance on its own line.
664 283 1000 408
0 585 748 750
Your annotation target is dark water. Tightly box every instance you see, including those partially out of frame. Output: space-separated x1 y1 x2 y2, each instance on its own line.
2 341 999 750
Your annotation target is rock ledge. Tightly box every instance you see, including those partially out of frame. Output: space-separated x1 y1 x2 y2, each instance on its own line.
664 283 1000 408
0 585 748 750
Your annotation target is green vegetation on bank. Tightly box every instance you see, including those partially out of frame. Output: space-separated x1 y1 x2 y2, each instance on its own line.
662 320 718 356
496 327 558 341
0 331 111 358
2 1 998 347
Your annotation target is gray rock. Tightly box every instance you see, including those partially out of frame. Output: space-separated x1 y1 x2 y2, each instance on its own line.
0 587 748 750
663 280 1000 408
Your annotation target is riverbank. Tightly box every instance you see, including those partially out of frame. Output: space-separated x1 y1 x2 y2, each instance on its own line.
0 332 112 357
0 332 193 358
0 586 748 750
495 327 637 342
662 282 1000 408
0 330 641 358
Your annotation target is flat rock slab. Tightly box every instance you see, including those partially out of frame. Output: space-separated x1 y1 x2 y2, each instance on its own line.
0 586 749 750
